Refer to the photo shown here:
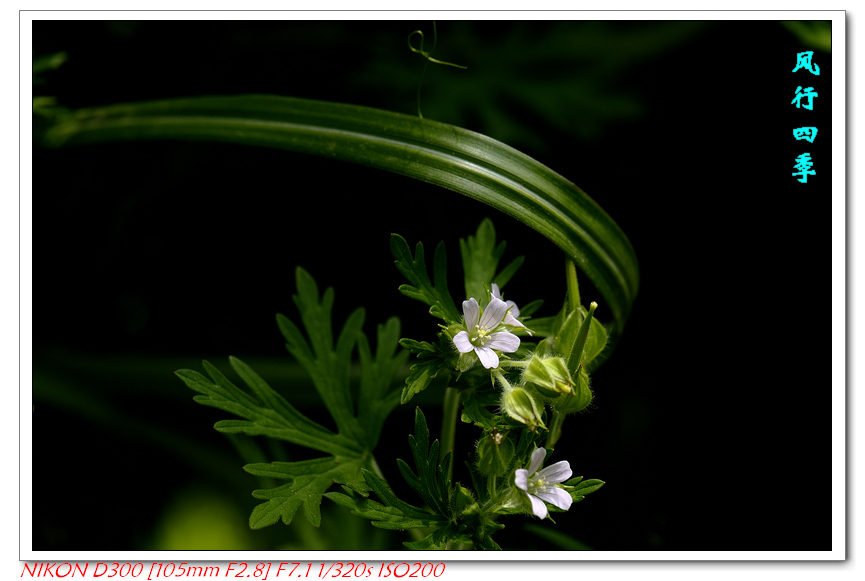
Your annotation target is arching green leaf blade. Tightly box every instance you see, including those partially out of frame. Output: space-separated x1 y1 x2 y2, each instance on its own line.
42 94 638 337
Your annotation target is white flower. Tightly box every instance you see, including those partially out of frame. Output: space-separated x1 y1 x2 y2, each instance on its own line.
514 447 573 519
452 296 521 369
491 283 531 335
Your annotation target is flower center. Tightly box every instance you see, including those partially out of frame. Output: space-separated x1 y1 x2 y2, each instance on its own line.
528 475 548 495
470 324 492 347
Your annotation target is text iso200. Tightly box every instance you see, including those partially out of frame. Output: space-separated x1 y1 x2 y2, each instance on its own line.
377 563 445 578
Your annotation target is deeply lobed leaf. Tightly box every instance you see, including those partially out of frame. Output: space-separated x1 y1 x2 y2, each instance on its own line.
244 456 370 529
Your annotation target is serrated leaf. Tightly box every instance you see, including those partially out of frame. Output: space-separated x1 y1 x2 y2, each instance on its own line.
324 489 444 530
361 468 440 521
390 235 460 322
356 316 408 449
460 389 497 430
460 218 524 303
278 267 367 445
397 338 451 404
175 363 361 457
243 456 369 529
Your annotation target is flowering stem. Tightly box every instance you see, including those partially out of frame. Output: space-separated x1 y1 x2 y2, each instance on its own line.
492 368 513 392
440 387 461 482
499 360 528 369
546 410 565 450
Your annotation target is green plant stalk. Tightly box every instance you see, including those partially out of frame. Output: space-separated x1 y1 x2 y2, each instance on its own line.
440 387 461 483
546 410 565 450
40 95 639 344
566 259 581 313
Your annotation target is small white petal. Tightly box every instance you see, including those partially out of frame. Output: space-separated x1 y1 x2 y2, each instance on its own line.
505 300 519 317
491 283 502 300
504 312 523 325
475 346 500 369
528 494 548 519
453 331 474 354
538 460 572 484
462 298 480 328
514 469 529 492
528 447 546 475
480 296 509 329
485 331 520 353
535 487 573 512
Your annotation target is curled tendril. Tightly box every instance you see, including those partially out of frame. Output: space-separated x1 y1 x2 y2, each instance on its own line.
407 22 466 119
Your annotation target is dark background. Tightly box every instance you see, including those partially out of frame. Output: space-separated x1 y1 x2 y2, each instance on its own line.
31 20 832 552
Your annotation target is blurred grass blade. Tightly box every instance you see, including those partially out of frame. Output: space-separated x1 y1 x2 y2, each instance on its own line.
523 523 594 550
41 94 639 337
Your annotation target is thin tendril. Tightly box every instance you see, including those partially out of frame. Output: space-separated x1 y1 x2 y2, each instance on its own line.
407 22 467 118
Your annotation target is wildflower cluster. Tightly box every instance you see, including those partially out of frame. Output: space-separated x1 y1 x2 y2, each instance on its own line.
180 218 606 550
387 219 606 545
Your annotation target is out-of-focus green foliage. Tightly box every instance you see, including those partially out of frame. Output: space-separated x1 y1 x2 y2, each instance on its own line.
358 21 708 150
150 487 255 550
782 21 832 53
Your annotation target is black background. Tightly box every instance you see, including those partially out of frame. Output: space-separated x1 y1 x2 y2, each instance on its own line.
31 20 832 552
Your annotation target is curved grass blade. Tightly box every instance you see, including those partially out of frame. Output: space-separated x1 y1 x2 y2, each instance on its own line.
41 94 639 338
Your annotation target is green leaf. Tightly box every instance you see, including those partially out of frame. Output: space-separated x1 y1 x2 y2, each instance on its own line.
356 317 409 449
460 388 498 430
397 338 451 404
243 456 370 529
175 361 361 458
390 235 460 322
330 407 453 537
559 477 605 504
324 489 446 530
571 478 605 497
459 218 525 303
278 267 367 445
177 269 409 531
546 304 608 368
403 407 451 517
42 94 638 343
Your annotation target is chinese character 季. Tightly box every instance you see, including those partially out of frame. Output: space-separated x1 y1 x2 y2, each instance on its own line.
793 127 818 143
791 86 819 110
792 153 815 183
792 51 820 75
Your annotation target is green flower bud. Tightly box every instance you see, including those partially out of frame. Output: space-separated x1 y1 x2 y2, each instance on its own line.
523 355 575 398
476 428 515 477
502 387 546 431
449 482 479 516
554 365 593 414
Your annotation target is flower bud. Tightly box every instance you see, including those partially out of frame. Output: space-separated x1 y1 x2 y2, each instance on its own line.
502 387 546 431
476 428 515 477
450 482 479 517
523 355 575 399
554 365 592 414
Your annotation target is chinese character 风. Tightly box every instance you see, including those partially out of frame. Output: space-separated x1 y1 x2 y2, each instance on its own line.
792 51 821 75
792 153 815 183
793 127 818 143
791 86 819 110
